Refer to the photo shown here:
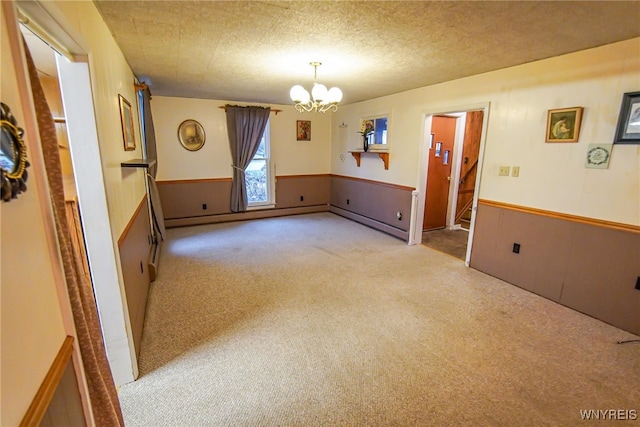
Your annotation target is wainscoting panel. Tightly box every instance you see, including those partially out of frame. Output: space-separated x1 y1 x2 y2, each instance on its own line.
118 196 152 357
330 175 414 240
158 175 330 227
158 179 232 220
470 200 640 335
276 175 330 208
560 223 639 336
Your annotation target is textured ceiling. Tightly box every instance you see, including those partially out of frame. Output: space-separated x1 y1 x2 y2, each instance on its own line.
93 1 640 105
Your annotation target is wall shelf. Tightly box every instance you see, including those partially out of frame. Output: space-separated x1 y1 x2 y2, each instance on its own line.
121 158 156 169
348 151 389 170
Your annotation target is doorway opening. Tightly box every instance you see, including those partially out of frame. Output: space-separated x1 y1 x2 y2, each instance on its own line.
20 14 137 385
413 105 489 265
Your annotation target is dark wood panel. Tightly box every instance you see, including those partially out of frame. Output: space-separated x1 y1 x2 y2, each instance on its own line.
561 224 640 335
330 175 413 234
469 204 505 278
276 175 330 208
157 180 232 219
157 175 331 223
118 196 152 357
470 202 640 335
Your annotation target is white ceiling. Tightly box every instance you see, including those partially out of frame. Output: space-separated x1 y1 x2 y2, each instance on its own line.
90 1 639 105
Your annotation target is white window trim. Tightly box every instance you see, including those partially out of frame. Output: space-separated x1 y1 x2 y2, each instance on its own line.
247 121 275 208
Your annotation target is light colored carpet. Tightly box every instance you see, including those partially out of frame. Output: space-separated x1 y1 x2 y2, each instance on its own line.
118 213 639 426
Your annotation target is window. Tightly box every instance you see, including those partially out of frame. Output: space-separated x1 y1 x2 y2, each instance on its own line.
361 114 389 147
246 121 273 207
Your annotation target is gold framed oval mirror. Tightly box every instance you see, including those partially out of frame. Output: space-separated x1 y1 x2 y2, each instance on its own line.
178 119 205 151
1 102 29 202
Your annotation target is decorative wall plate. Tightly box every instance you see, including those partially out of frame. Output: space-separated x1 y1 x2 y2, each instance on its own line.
585 144 612 169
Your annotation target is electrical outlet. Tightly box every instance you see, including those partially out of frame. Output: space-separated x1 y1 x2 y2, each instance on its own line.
499 166 510 176
300 195 304 202
347 199 350 205
202 203 207 210
636 277 640 290
512 243 521 254
396 211 402 220
511 166 520 177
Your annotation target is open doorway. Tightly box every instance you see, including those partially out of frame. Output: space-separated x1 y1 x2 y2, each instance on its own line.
19 13 137 385
20 26 91 280
414 105 488 265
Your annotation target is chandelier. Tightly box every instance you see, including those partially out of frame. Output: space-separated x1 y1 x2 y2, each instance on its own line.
290 62 343 113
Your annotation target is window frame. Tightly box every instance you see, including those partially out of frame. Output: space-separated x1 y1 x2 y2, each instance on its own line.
246 120 275 209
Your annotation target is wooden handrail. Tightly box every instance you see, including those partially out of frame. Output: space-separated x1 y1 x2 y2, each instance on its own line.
455 198 474 224
459 160 478 184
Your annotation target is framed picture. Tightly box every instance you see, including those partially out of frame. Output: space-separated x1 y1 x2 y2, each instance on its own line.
119 94 136 151
545 107 583 143
177 119 206 151
296 120 311 141
613 91 640 144
585 144 612 169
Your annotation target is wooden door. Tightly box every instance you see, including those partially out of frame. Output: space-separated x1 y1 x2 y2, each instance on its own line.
423 115 456 231
455 110 484 225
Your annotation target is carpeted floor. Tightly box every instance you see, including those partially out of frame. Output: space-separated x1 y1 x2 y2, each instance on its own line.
422 228 469 260
118 213 639 426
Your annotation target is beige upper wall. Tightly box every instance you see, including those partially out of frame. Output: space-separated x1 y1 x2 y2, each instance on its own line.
151 38 639 225
1 3 68 425
333 38 640 226
151 97 332 181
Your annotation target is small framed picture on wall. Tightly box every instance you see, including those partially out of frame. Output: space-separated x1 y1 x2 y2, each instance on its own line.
119 94 136 151
613 91 640 144
296 120 311 141
545 107 583 143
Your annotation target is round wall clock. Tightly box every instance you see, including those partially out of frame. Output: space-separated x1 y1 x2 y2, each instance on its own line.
178 119 205 151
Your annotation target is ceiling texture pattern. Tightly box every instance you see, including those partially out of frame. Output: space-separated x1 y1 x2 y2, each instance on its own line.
93 1 640 105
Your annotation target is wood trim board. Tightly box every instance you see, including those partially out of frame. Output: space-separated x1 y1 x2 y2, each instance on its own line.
118 195 148 247
20 336 74 427
478 199 640 234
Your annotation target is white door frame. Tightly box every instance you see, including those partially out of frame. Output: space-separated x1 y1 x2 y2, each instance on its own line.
410 102 490 267
19 0 137 384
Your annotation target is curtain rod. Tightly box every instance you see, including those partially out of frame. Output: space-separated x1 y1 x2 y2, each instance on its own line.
218 106 282 115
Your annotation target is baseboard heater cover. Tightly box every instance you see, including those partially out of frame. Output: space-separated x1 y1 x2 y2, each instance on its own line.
329 205 409 241
164 205 330 228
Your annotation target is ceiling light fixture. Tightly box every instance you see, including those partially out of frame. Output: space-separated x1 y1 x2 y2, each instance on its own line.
290 62 342 113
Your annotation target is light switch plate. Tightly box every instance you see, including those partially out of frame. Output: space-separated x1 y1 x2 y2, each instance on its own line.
499 166 510 176
512 166 520 177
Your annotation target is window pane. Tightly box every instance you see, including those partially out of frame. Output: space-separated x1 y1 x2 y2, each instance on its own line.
246 159 267 203
254 137 266 158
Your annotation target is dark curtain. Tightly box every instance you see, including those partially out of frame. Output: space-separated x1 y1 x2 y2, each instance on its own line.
225 105 270 212
140 87 157 178
139 87 165 240
23 38 125 425
147 173 166 241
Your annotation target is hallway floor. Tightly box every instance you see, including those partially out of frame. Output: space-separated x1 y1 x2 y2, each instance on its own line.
421 228 469 260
